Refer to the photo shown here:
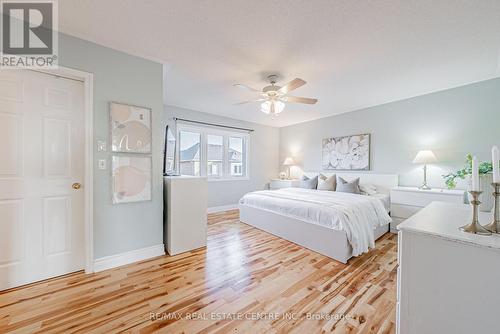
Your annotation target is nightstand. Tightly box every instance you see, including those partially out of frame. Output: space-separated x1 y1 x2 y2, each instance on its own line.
390 186 466 233
270 179 300 190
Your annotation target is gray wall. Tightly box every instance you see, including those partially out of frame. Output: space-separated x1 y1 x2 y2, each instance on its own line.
164 105 280 207
280 78 500 189
59 34 164 259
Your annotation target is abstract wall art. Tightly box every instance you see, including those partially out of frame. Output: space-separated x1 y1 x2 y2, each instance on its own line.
111 155 152 204
110 102 152 153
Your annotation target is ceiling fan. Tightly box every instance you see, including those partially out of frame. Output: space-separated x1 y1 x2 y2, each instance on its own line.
234 74 318 115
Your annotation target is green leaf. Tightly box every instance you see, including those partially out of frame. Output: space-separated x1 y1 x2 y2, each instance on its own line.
441 154 497 189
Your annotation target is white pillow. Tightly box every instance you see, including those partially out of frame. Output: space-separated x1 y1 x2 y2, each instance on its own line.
359 183 378 195
317 174 336 191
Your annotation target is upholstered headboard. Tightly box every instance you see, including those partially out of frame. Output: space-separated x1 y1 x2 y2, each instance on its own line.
302 172 399 195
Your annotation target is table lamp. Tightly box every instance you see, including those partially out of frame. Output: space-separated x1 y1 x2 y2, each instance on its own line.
283 157 295 179
413 150 437 190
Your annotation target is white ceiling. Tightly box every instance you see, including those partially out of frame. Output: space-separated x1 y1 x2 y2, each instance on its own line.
59 0 500 127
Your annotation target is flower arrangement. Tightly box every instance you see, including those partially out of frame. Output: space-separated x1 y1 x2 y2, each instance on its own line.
442 154 492 189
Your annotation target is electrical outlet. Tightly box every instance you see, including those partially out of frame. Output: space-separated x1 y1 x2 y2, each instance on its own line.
98 159 106 170
97 140 106 152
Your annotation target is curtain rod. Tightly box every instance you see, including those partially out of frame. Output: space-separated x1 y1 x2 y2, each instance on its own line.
173 117 254 132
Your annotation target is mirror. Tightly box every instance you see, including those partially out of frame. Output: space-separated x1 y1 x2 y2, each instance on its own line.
163 125 176 175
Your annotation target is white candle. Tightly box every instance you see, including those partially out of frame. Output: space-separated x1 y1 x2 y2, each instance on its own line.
493 146 500 183
471 156 479 191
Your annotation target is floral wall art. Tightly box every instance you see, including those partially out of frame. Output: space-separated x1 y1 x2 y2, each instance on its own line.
322 134 370 170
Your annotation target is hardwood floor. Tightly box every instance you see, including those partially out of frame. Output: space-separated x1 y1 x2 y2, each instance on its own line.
0 210 398 334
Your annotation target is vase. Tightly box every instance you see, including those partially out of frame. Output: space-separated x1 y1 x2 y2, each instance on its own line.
468 173 494 212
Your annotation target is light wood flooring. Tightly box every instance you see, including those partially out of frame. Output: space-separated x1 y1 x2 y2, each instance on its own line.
0 210 398 334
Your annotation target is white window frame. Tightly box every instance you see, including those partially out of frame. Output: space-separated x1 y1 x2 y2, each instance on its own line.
176 123 250 181
177 128 202 176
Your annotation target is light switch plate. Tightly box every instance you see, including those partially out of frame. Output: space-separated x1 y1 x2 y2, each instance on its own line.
98 159 107 170
97 140 106 152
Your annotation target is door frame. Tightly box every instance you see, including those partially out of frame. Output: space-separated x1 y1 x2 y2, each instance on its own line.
33 66 95 273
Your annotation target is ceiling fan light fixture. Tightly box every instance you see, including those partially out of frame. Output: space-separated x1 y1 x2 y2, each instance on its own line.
235 75 316 115
261 100 285 115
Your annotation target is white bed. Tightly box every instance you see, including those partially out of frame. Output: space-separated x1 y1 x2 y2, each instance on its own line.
239 172 398 263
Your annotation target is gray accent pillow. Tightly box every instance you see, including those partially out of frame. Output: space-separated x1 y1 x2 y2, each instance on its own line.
336 176 361 194
317 174 336 191
300 175 318 189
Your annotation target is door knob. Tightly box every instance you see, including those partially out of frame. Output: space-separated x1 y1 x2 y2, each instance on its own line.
72 183 82 190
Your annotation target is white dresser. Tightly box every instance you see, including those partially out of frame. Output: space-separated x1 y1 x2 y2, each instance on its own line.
164 176 208 256
390 186 465 233
397 202 500 334
270 179 300 190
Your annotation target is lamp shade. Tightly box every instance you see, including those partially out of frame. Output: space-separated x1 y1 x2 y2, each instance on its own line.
413 150 437 164
283 157 295 166
261 100 285 114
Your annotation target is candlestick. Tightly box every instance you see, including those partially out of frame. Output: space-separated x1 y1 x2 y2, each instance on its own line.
471 156 479 191
484 183 500 234
493 146 500 183
459 191 491 235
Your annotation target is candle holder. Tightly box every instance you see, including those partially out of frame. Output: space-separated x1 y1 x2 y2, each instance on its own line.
459 191 492 235
484 182 500 234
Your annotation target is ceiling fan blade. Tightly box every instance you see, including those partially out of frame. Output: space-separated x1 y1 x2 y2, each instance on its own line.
277 78 306 94
285 96 318 104
234 98 267 105
233 83 261 92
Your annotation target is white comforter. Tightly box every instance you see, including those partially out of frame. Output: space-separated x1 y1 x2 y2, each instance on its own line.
239 188 391 256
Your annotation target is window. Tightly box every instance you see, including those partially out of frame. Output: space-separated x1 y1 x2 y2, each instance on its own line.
207 134 223 178
178 130 201 176
177 124 249 180
229 137 245 176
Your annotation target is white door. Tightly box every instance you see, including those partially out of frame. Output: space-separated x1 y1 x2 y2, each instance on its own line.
0 70 85 290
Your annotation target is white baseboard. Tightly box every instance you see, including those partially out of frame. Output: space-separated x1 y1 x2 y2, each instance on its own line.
93 244 165 272
207 204 239 214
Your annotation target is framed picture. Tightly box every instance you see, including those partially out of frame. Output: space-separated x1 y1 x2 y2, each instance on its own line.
322 133 370 170
110 102 152 153
112 155 151 204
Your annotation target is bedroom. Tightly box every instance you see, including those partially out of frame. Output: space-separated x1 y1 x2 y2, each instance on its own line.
1 1 500 333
